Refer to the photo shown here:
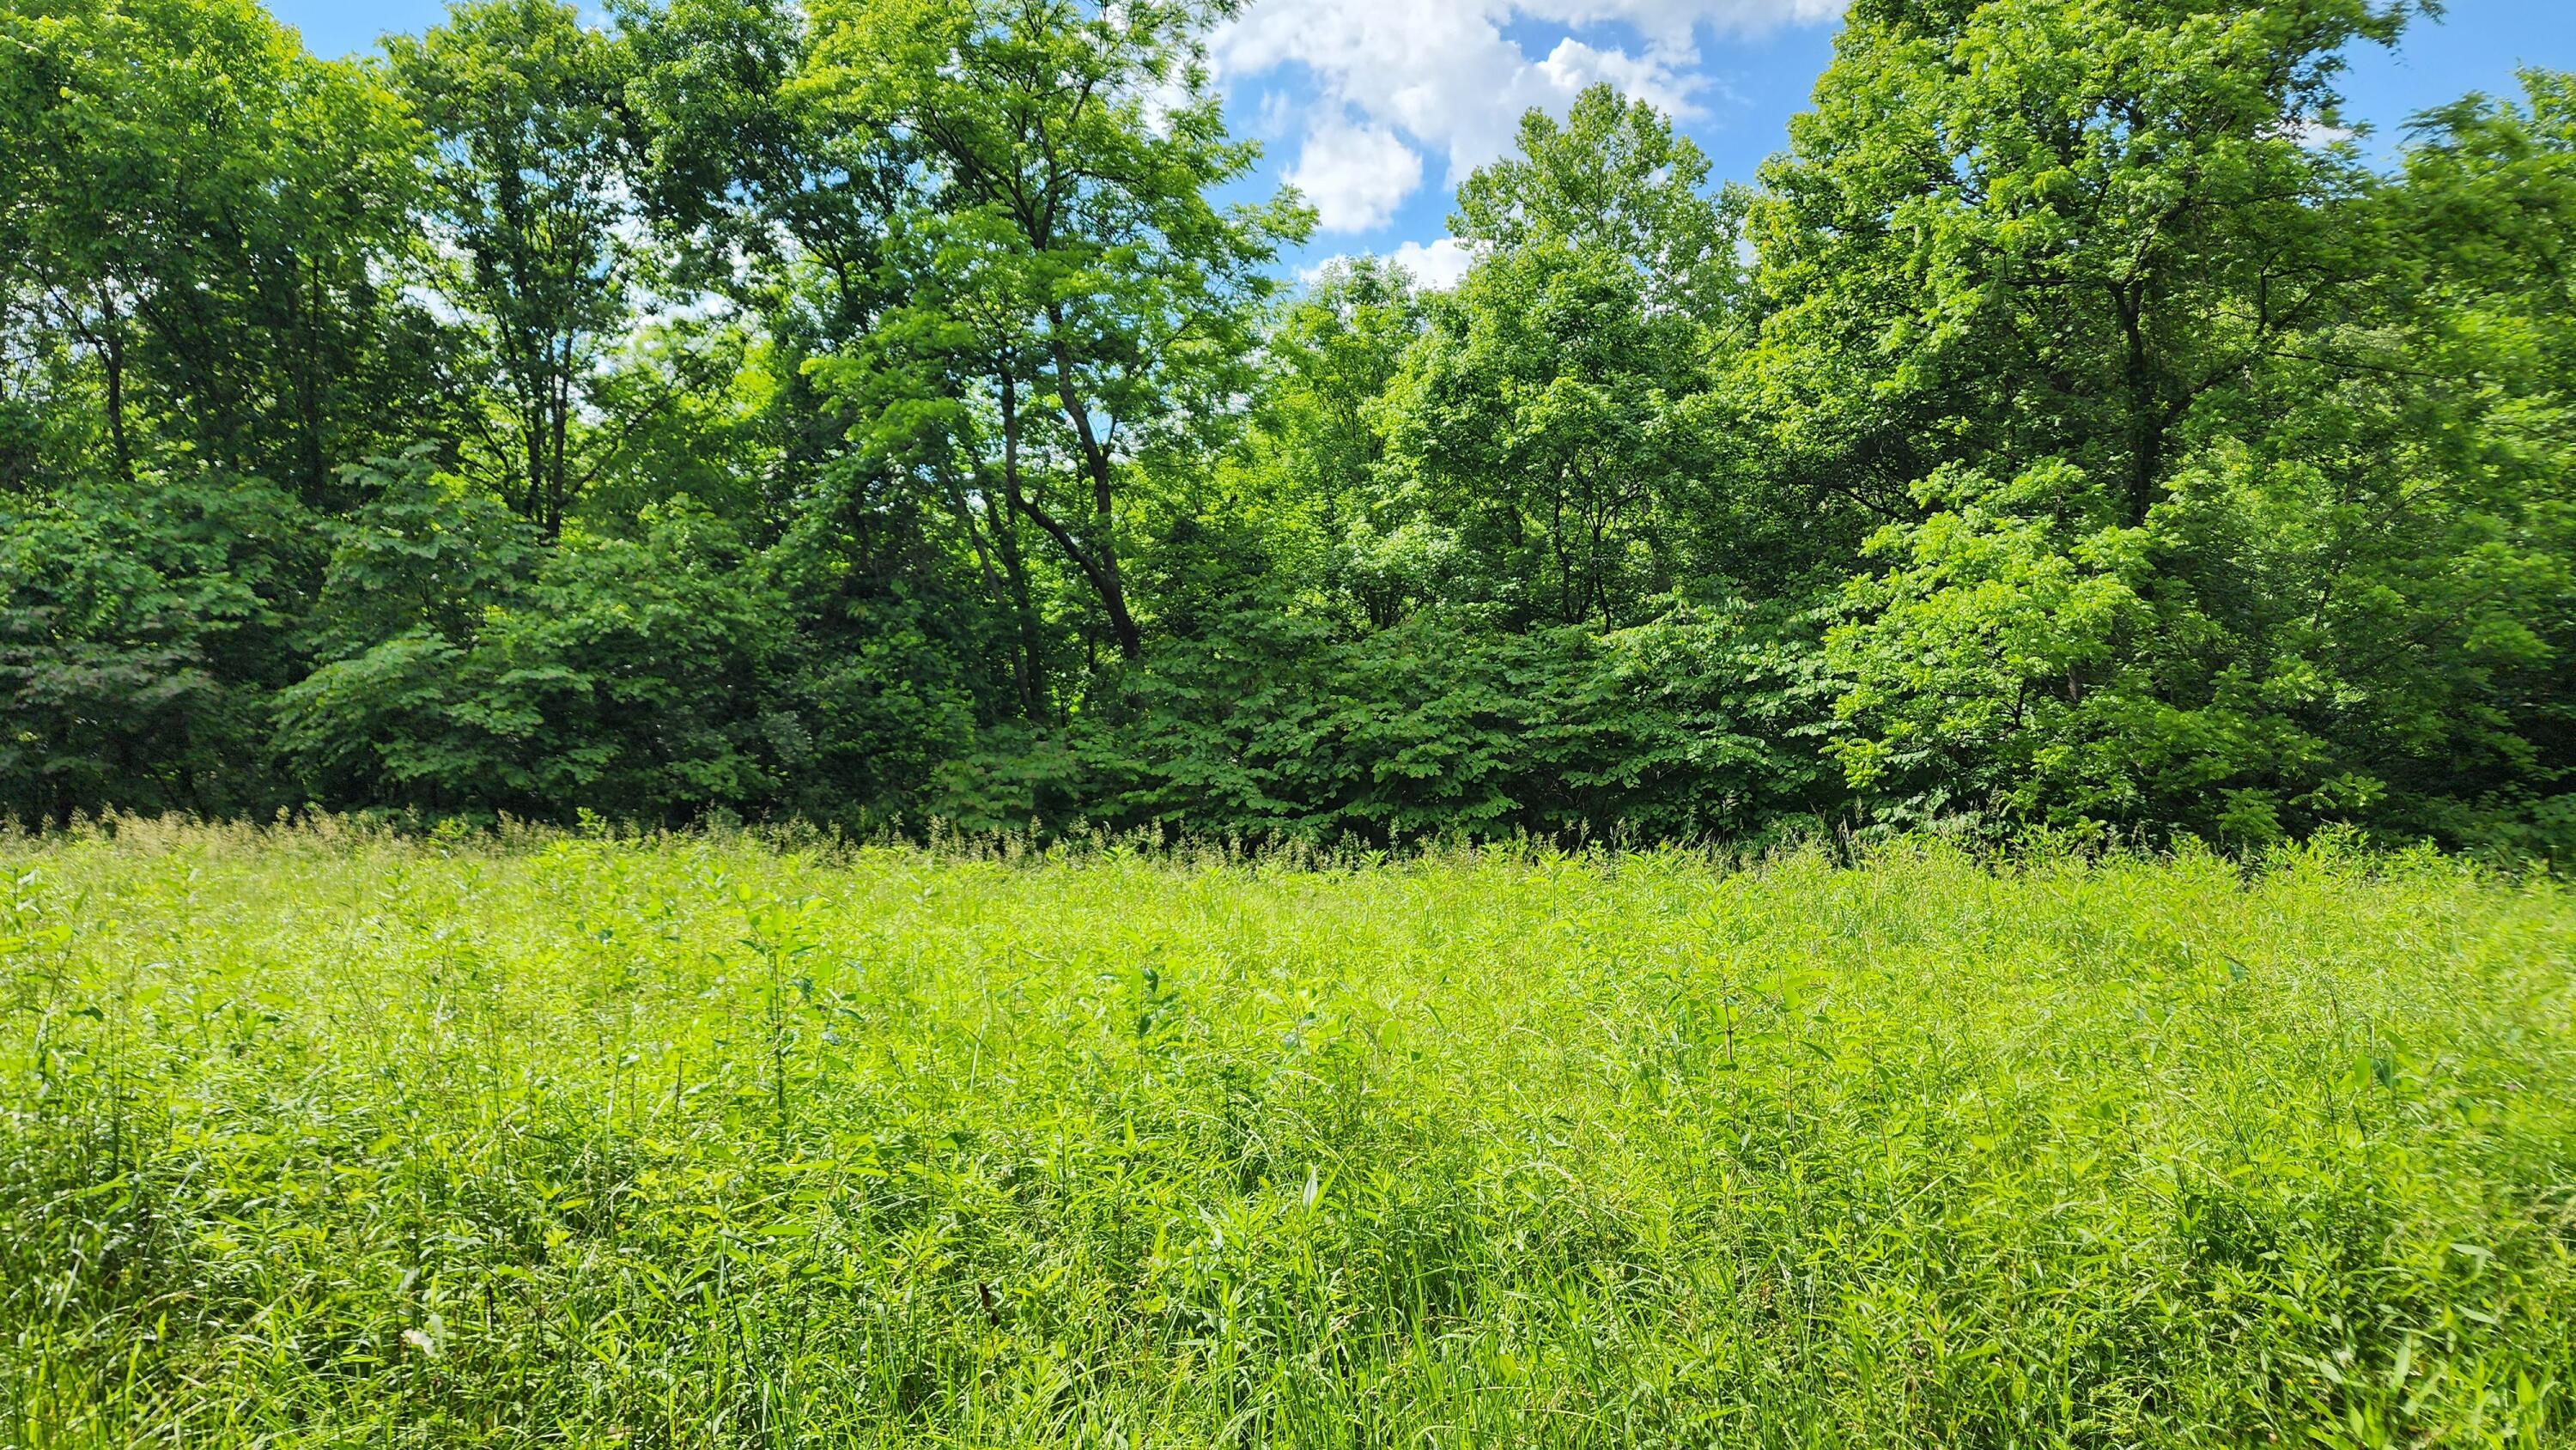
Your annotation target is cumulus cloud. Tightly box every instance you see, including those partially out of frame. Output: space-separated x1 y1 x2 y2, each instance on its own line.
1388 236 1479 289
1534 37 1697 121
1218 0 1838 225
1300 236 1479 292
1288 116 1426 233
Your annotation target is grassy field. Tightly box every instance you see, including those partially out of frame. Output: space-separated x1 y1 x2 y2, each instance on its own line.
3 822 2573 1447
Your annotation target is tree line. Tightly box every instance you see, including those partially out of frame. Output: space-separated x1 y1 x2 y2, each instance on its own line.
3 0 2570 854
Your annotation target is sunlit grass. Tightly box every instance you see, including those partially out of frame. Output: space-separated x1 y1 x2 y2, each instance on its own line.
4 819 2573 1447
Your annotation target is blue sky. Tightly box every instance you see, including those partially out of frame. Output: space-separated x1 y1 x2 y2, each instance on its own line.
276 0 2575 284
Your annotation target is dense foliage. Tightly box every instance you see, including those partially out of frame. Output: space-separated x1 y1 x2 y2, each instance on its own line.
3 0 2571 854
6 823 2573 1442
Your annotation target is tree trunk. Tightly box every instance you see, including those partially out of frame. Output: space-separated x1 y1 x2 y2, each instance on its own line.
1042 312 1143 660
994 376 1050 719
93 286 136 485
2114 281 2166 529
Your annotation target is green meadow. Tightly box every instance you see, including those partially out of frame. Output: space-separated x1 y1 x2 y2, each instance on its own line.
3 822 2573 1447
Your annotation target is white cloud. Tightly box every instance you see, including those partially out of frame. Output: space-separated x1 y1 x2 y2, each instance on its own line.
1288 117 1426 233
1218 3 1536 179
1389 236 1478 289
1300 236 1479 292
1535 38 1696 121
1218 0 1839 226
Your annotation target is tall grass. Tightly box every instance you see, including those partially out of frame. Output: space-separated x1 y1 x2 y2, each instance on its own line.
3 819 2572 1447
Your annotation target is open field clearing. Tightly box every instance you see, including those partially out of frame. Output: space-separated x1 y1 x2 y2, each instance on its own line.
3 822 2573 1447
